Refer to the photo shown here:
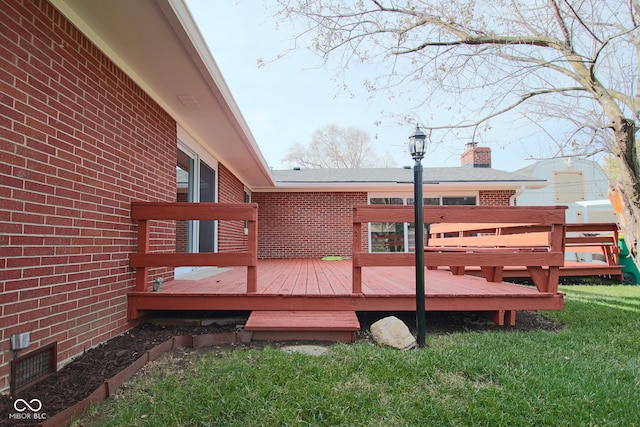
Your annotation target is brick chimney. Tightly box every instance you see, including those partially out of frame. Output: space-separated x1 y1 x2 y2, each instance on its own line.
461 143 491 168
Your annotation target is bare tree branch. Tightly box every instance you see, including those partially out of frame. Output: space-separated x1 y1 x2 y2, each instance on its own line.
425 87 589 130
274 0 640 262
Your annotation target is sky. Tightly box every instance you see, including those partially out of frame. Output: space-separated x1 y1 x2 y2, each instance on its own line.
184 1 542 172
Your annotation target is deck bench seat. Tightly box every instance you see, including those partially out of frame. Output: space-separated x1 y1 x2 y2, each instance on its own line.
353 206 568 296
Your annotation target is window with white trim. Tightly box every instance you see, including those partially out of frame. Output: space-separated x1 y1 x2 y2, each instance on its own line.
368 194 477 252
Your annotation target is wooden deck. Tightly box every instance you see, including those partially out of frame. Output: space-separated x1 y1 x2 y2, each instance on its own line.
128 259 564 324
128 203 572 337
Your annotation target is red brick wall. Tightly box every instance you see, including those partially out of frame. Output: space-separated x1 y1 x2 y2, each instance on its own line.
253 192 368 259
218 164 248 252
479 190 515 206
0 1 176 392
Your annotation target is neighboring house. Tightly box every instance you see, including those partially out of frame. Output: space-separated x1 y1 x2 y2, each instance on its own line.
514 158 616 223
0 0 544 393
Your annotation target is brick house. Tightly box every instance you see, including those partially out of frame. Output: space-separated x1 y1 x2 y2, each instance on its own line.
253 165 542 258
0 0 545 392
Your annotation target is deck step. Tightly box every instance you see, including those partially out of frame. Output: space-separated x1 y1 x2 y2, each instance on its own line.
245 310 360 343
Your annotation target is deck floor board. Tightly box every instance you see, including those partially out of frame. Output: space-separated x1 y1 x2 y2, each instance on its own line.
322 260 354 295
129 259 564 317
159 259 553 297
260 260 297 294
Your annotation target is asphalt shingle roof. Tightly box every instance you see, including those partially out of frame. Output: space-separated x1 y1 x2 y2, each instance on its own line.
272 167 544 184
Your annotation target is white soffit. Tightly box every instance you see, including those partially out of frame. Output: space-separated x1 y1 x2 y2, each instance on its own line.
49 0 274 188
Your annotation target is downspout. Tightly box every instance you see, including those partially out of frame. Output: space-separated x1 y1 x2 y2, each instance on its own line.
510 186 525 206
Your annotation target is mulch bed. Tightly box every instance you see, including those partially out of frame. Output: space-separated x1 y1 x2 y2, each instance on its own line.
0 310 562 426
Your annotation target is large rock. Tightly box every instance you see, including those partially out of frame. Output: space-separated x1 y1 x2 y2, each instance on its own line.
370 316 417 350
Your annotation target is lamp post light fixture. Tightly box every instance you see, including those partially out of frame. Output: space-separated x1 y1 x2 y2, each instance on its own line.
408 125 427 348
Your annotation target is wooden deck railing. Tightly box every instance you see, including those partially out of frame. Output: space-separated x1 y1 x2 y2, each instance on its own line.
428 222 620 265
352 205 567 294
564 223 620 265
130 202 258 293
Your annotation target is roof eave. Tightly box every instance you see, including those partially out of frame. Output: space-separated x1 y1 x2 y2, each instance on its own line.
49 0 275 189
252 180 547 192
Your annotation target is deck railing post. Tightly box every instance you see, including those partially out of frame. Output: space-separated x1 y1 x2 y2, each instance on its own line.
547 222 566 294
247 212 258 293
352 218 362 294
135 219 149 292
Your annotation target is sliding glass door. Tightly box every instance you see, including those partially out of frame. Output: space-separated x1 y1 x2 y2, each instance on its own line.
176 145 217 276
198 162 216 253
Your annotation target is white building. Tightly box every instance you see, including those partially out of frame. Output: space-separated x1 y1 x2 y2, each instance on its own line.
514 158 616 224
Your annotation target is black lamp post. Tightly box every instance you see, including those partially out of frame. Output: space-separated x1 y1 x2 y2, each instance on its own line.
408 125 427 348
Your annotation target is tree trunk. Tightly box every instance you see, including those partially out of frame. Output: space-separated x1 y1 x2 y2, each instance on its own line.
611 117 640 274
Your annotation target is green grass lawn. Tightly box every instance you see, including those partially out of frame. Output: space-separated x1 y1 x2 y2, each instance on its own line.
79 285 640 426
